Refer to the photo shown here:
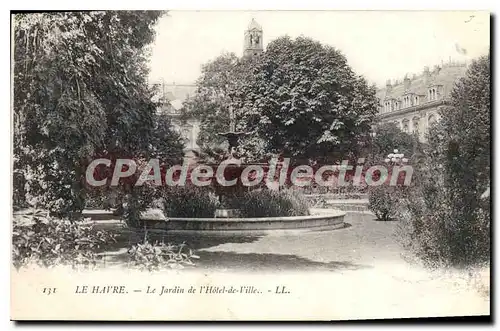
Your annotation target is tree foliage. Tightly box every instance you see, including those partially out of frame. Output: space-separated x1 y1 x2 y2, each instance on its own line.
397 54 491 267
184 37 379 164
13 11 184 216
181 52 263 161
371 122 420 162
237 36 379 163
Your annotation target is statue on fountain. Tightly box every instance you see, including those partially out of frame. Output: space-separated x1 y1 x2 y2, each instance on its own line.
212 106 257 213
217 106 251 159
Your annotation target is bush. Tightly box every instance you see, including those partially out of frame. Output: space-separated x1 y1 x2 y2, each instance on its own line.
395 161 490 268
162 186 219 218
12 209 116 269
395 55 491 268
368 186 398 221
231 189 310 218
121 184 163 228
127 241 200 271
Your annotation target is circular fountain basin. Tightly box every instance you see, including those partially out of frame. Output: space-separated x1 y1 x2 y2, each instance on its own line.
140 208 346 236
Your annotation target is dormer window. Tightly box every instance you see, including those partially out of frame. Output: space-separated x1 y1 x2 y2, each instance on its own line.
428 88 436 101
402 94 416 108
383 99 396 113
428 86 442 101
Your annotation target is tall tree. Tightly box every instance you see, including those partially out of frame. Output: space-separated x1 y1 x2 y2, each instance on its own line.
181 52 261 161
398 54 491 267
185 37 379 164
237 36 379 164
439 53 491 265
13 11 184 216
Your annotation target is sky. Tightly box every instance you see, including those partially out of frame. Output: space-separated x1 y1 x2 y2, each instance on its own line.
148 11 490 88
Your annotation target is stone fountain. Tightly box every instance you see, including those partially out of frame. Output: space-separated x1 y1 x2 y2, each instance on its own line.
210 109 263 216
126 106 347 235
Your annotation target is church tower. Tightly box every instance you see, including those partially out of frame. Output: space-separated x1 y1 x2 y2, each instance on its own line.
243 18 263 57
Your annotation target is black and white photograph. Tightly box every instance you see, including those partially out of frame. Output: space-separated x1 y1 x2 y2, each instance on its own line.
9 8 491 321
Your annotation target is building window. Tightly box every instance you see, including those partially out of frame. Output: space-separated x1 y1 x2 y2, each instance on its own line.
428 114 437 126
414 96 419 105
429 88 437 101
384 101 394 113
403 95 413 108
402 119 410 133
412 117 420 134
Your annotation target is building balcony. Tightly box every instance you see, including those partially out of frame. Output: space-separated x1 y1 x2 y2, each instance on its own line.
377 99 449 120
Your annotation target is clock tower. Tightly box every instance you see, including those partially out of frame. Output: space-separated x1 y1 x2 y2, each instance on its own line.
243 18 263 57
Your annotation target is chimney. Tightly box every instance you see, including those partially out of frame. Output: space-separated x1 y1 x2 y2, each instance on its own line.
423 66 430 85
403 74 410 90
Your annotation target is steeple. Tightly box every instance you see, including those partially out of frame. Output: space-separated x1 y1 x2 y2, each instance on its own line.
243 18 263 57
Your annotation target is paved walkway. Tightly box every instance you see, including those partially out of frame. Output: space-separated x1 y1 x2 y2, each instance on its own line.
95 211 489 318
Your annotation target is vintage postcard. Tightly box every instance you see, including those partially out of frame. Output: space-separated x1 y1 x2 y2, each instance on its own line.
11 10 491 321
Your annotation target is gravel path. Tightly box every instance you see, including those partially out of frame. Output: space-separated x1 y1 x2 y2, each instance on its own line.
192 212 490 318
95 211 490 319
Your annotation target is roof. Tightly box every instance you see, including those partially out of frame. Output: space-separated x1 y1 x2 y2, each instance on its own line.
247 18 262 31
162 84 197 102
376 62 468 102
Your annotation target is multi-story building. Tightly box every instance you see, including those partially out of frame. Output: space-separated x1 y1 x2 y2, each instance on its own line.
375 61 468 141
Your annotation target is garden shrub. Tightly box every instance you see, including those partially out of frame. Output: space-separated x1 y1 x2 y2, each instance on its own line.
127 241 199 271
162 186 219 218
368 186 398 221
394 55 490 268
121 184 164 228
12 209 116 269
231 189 310 218
395 158 490 268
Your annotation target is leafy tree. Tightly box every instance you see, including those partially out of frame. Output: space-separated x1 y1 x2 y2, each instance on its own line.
397 54 490 267
185 37 379 164
237 36 379 164
13 11 184 216
441 54 490 207
371 122 420 162
181 52 264 161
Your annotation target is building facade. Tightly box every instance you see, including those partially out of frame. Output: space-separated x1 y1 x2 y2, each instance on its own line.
152 82 199 154
375 61 468 141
